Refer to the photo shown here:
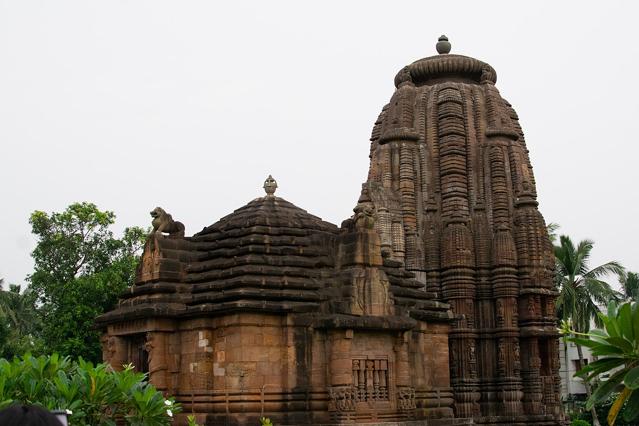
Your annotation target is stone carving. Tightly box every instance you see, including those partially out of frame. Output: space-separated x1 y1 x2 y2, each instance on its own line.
352 358 389 402
397 386 417 411
496 299 505 326
263 174 277 196
527 297 536 316
353 204 375 230
144 332 155 362
328 386 357 412
468 341 477 379
450 345 459 380
150 207 185 237
435 35 451 55
498 341 506 375
101 335 115 363
465 300 475 328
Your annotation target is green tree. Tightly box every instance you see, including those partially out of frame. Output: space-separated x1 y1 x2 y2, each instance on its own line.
0 279 41 358
28 202 145 361
562 301 639 426
547 222 560 244
554 235 624 426
619 271 639 301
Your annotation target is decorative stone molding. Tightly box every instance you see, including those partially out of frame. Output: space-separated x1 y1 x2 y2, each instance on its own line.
397 386 417 411
327 385 357 412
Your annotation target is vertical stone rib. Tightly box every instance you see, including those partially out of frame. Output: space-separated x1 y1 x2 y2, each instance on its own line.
437 83 479 418
381 145 392 189
483 80 524 417
400 142 417 268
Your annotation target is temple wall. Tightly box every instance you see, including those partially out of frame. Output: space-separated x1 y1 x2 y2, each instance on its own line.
410 322 454 418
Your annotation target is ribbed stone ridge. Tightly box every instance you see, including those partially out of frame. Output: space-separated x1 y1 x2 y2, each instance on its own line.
196 196 338 236
184 196 339 314
394 54 497 87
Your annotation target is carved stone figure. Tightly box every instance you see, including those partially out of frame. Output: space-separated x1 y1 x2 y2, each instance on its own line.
527 297 536 316
328 386 356 412
150 207 185 237
144 332 154 363
397 386 417 411
496 300 504 321
353 204 375 230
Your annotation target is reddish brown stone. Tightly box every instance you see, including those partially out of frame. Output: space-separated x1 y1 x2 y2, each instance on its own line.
97 38 561 426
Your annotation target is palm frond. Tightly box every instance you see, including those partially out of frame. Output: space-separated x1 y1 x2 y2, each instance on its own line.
574 239 594 276
585 261 625 280
554 235 625 336
547 223 560 244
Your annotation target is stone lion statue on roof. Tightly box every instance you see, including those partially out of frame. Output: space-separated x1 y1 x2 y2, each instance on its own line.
150 207 185 238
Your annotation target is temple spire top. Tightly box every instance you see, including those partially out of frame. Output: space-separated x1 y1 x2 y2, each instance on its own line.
436 35 451 54
263 175 277 196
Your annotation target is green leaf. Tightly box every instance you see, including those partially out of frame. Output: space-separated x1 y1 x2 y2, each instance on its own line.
590 344 625 357
618 302 634 342
609 386 632 426
605 336 634 354
624 366 639 390
586 369 626 409
576 357 625 380
623 387 639 422
588 328 610 344
603 315 621 338
566 337 600 349
608 300 619 319
633 303 639 344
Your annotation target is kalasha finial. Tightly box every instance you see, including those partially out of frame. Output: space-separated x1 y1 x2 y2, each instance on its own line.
436 35 451 54
263 175 278 196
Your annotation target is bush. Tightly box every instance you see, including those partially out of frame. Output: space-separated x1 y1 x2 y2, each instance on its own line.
0 353 179 425
570 420 590 426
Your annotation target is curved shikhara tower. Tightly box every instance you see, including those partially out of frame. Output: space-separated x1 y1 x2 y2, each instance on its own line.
362 41 562 423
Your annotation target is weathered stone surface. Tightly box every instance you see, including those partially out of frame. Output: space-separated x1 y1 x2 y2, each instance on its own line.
97 39 561 425
363 40 561 425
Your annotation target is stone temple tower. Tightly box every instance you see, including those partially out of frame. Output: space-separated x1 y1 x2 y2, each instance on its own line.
98 36 563 426
362 35 562 423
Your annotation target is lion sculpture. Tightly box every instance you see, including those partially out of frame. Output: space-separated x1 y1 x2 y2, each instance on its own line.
150 207 185 238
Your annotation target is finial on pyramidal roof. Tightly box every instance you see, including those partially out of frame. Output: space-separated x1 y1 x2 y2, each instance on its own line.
436 35 451 54
263 175 277 196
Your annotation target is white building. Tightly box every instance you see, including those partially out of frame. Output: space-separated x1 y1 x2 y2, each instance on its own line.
559 338 595 398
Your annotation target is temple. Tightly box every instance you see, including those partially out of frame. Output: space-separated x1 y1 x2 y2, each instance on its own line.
97 37 563 425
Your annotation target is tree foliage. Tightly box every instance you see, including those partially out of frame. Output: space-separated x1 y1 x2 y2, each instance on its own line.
554 235 624 333
553 233 624 426
26 202 145 361
563 301 639 426
619 271 639 301
0 353 179 425
0 280 42 358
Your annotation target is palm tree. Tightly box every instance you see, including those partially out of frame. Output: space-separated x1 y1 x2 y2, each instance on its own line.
546 222 560 244
554 235 624 426
619 271 639 301
0 279 41 358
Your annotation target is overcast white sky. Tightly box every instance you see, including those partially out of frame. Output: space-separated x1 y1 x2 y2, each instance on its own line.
1 1 638 289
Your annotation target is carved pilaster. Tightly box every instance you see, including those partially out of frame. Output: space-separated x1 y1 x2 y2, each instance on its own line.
145 331 169 391
102 335 127 370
